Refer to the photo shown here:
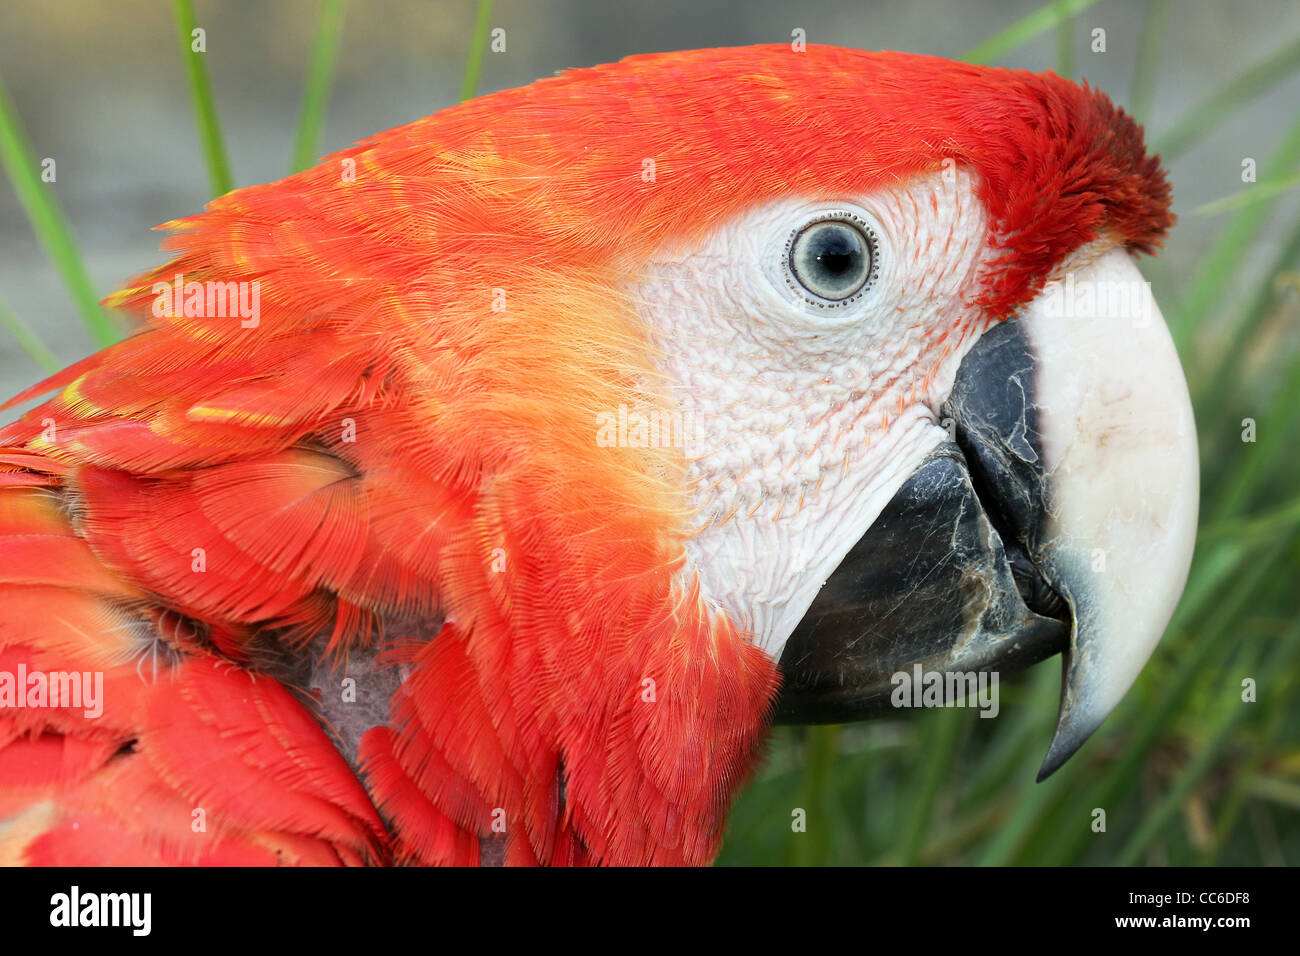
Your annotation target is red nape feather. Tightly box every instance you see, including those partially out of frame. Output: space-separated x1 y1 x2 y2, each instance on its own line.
0 45 1170 864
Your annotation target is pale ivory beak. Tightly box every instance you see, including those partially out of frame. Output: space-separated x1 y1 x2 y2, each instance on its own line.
1022 248 1199 778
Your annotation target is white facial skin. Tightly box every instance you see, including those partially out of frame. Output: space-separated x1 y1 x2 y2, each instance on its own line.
635 167 997 658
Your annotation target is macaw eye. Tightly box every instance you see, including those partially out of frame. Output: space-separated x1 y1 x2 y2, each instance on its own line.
787 216 877 305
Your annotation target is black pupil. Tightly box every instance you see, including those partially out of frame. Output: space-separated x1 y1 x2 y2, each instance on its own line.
813 226 861 276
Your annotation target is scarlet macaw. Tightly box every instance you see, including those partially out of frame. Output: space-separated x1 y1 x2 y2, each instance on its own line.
0 45 1197 866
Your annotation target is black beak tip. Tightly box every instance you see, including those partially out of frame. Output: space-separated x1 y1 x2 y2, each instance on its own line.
1035 709 1102 782
1035 753 1066 784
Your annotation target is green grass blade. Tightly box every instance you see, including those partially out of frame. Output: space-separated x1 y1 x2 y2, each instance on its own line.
1197 683 1292 865
1197 613 1300 866
975 748 1065 865
1152 35 1300 160
1171 114 1300 350
896 707 964 865
1120 616 1300 865
459 0 495 103
1055 0 1074 78
1127 0 1167 124
961 665 1059 804
1112 645 1264 865
0 71 116 348
290 0 347 174
1192 211 1300 467
0 299 60 373
788 725 841 865
1209 330 1300 522
173 0 234 196
1192 169 1300 216
960 0 1101 65
1199 493 1300 543
910 800 1006 864
1247 776 1300 812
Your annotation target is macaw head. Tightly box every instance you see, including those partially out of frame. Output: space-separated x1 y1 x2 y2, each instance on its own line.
65 44 1196 865
456 45 1192 778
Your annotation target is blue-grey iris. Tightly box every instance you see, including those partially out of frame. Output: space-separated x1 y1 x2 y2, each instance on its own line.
789 220 873 302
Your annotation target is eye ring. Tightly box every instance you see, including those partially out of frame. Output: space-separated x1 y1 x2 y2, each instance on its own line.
784 213 880 308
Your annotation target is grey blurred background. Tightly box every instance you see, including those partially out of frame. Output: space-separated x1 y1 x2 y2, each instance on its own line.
1 0 1298 397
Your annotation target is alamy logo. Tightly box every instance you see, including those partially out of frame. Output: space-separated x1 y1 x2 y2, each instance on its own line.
1038 272 1153 327
50 886 151 936
152 273 261 327
0 665 102 718
890 664 999 717
595 402 697 449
